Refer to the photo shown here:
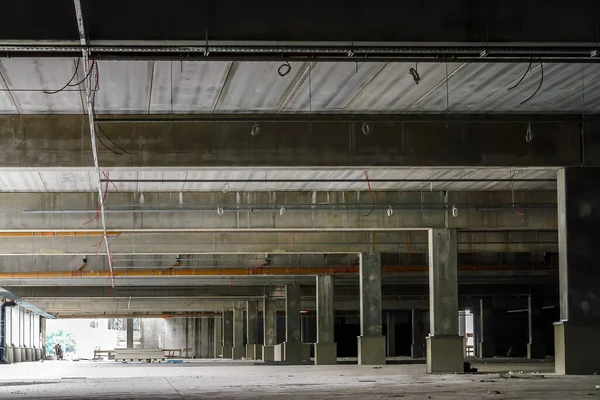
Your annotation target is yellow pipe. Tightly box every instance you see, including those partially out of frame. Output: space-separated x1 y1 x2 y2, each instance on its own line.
0 264 552 279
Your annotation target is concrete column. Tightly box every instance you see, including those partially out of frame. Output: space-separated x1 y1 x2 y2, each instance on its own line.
472 309 481 358
357 252 386 365
262 298 277 362
246 301 261 360
283 283 308 363
528 295 546 359
315 275 337 365
554 167 600 374
214 315 222 358
479 298 495 357
197 317 211 358
426 229 463 373
411 309 425 358
232 303 245 359
222 310 234 359
386 312 396 357
126 318 134 349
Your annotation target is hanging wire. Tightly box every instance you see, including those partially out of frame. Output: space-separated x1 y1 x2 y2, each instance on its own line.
43 58 81 94
409 62 420 84
525 122 533 143
278 61 291 77
507 55 533 91
361 122 370 135
68 60 97 88
520 59 544 105
362 170 375 217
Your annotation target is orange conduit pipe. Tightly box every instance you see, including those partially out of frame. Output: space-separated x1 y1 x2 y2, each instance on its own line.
0 231 119 237
0 264 553 279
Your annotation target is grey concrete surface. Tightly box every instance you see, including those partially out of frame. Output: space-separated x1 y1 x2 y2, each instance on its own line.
0 360 596 399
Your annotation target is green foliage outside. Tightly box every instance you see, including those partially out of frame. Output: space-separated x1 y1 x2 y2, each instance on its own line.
46 329 77 354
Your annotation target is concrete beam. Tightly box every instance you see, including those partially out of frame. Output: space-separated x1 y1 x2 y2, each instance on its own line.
0 115 580 168
0 191 556 231
0 230 558 256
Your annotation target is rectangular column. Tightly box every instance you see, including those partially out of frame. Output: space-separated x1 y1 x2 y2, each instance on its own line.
555 168 600 375
426 229 463 373
233 304 245 359
246 300 262 360
411 309 425 358
358 252 386 365
214 315 222 358
283 283 308 363
479 298 495 358
386 311 396 357
126 318 134 349
222 310 234 359
262 298 277 362
528 295 546 359
315 275 337 365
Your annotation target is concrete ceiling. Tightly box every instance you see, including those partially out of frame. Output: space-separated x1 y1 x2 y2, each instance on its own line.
0 59 597 114
0 167 557 192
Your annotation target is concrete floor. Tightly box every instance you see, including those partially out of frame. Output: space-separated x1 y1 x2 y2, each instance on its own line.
0 360 598 399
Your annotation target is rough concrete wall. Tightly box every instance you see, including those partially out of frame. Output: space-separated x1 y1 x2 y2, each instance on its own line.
140 319 164 349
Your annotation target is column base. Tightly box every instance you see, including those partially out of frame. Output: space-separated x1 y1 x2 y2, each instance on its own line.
274 344 283 361
527 342 546 359
13 347 21 363
246 344 262 360
314 342 337 365
5 347 13 363
426 335 464 373
20 348 26 362
25 348 33 362
282 341 311 364
221 346 233 359
262 345 275 362
555 321 600 375
232 347 245 359
411 343 425 358
357 336 386 365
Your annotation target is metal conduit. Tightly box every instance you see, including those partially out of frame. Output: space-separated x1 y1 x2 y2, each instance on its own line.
0 264 553 279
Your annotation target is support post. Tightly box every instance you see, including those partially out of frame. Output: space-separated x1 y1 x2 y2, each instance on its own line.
315 275 337 365
222 310 233 359
357 252 386 365
214 315 222 358
126 318 134 349
232 304 245 359
411 309 425 358
426 229 463 373
386 311 396 357
283 283 308 363
246 300 262 360
262 298 277 362
479 297 495 358
528 295 546 359
554 168 600 374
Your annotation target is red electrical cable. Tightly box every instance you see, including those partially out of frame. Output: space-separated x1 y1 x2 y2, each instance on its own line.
362 170 375 217
507 171 526 223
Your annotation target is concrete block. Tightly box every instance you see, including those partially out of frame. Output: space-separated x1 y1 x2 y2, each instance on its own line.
426 335 464 373
555 321 600 375
274 344 283 361
25 348 33 362
115 348 165 361
314 342 337 365
357 336 386 365
283 341 310 364
262 345 275 362
13 347 21 363
221 346 233 359
6 347 13 363
232 347 245 360
246 344 263 360
34 348 42 361
20 348 26 362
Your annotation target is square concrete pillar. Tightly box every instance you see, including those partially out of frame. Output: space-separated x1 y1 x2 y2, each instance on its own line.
411 309 425 358
126 318 134 349
285 284 301 342
427 229 463 373
222 346 233 358
314 342 337 365
214 316 222 358
233 303 245 359
246 300 259 349
357 336 386 365
358 253 386 365
555 168 600 374
262 345 275 362
222 310 233 358
315 275 337 365
283 341 310 364
528 295 546 359
246 344 263 360
479 297 495 358
426 336 464 373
